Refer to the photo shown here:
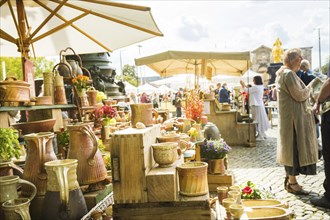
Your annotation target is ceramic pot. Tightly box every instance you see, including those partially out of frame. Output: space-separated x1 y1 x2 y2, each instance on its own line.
2 198 31 220
54 73 67 105
176 162 208 196
42 159 88 220
87 88 98 106
152 142 178 167
43 72 54 104
22 132 57 196
0 77 30 103
204 122 220 140
0 176 36 219
56 55 72 77
130 104 153 128
67 123 107 185
208 158 226 174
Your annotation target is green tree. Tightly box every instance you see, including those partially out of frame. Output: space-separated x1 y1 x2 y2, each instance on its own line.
0 57 56 80
321 56 329 75
121 64 139 87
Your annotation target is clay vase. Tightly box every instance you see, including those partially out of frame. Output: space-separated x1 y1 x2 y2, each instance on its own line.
0 175 36 219
67 123 107 185
22 132 57 197
130 104 153 128
56 55 72 77
87 88 98 107
0 160 24 177
152 142 178 167
67 60 78 77
2 198 31 220
203 122 220 140
43 72 54 104
54 72 67 105
208 158 226 175
42 159 88 220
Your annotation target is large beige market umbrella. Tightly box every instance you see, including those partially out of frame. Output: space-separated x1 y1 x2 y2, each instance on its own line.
0 0 163 76
135 50 251 87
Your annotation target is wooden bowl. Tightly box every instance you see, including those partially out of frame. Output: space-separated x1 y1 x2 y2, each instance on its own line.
36 96 53 105
11 119 56 134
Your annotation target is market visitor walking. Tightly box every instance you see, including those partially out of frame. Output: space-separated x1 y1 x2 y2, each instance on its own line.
275 48 318 195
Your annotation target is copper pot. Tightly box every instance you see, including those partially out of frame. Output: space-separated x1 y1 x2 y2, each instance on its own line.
0 77 30 102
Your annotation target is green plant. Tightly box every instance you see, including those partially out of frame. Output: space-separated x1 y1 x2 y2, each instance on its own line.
0 128 21 161
240 181 274 199
103 154 111 170
200 138 231 160
98 139 105 153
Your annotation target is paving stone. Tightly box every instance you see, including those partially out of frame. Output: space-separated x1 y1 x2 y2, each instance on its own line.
228 124 330 218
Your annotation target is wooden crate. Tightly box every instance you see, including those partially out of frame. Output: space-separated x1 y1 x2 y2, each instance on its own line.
113 194 210 220
146 156 184 202
207 172 234 192
110 125 160 204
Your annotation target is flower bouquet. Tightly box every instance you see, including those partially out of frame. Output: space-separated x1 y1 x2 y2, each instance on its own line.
72 75 89 94
185 89 204 123
93 105 117 127
240 181 274 199
187 127 198 141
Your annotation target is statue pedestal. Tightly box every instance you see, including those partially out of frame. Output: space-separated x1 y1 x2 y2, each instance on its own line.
267 63 283 85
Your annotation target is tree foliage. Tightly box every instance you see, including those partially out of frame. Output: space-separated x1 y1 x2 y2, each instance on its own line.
0 57 56 80
121 64 139 87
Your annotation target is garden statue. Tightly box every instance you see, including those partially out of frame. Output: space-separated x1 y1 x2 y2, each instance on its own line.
272 38 284 63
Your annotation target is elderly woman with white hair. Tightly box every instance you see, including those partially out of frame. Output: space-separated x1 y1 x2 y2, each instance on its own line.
276 48 318 195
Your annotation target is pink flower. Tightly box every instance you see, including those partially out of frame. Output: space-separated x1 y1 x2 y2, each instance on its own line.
243 186 253 194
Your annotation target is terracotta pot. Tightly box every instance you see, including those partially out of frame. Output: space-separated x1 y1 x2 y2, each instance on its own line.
22 132 57 196
176 162 208 196
152 142 178 167
87 89 98 106
67 123 107 185
208 158 226 174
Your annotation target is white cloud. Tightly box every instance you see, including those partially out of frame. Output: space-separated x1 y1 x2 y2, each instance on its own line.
111 0 330 76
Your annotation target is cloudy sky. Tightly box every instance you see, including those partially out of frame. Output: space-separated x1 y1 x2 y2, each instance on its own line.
111 0 330 77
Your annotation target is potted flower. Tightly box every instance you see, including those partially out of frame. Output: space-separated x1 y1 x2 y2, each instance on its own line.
0 128 21 162
72 75 89 96
187 127 199 142
200 138 231 174
93 105 117 126
185 89 204 123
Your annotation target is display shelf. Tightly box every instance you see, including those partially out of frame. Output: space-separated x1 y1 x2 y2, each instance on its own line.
0 104 76 112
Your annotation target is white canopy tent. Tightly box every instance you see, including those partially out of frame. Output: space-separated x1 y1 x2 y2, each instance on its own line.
137 83 157 94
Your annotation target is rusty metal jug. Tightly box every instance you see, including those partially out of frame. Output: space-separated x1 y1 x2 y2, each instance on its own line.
67 123 107 185
22 132 57 196
42 159 87 220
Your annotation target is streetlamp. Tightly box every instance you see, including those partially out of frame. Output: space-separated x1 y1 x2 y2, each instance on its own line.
119 50 125 81
137 45 143 85
318 28 322 73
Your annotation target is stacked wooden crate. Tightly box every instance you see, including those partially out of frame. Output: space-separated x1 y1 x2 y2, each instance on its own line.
110 125 211 219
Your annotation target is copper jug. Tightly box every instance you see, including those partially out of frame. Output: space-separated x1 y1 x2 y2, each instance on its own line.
22 132 57 196
67 123 107 185
42 159 87 220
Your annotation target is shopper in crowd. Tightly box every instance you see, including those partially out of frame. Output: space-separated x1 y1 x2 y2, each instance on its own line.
174 89 183 117
240 76 270 140
311 62 330 208
152 92 160 109
214 83 221 97
275 48 318 195
219 82 230 103
140 92 149 103
297 59 322 159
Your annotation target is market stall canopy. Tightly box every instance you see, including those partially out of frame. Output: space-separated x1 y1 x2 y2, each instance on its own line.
134 50 251 79
0 0 163 57
137 82 156 94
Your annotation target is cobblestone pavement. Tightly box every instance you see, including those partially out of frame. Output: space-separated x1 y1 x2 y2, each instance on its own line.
227 122 330 219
